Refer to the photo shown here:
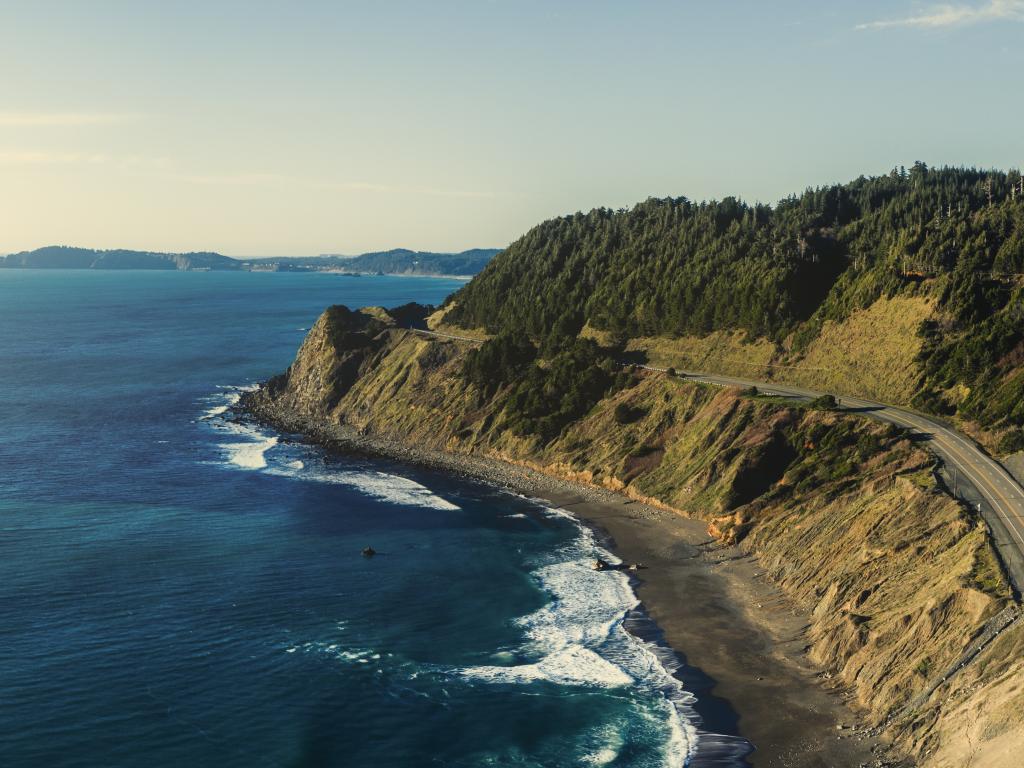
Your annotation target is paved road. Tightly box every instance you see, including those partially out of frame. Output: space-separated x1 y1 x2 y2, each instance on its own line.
408 328 1024 592
644 365 1024 594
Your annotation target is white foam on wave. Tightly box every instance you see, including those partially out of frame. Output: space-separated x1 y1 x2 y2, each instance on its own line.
201 404 230 419
266 463 460 511
208 415 281 470
580 723 626 766
286 642 389 665
197 386 249 420
221 435 279 469
523 561 633 649
198 387 460 510
339 470 461 511
461 645 632 688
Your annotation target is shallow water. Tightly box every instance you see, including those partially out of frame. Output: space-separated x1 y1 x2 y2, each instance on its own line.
0 270 749 767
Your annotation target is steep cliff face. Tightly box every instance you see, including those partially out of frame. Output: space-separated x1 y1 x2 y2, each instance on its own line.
246 306 1024 767
262 305 396 416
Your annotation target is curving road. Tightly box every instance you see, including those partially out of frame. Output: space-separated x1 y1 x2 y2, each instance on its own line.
645 365 1024 594
408 329 1024 592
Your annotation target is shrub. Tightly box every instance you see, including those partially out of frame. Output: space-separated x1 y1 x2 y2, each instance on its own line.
998 428 1024 455
461 333 537 399
613 403 647 424
807 394 838 410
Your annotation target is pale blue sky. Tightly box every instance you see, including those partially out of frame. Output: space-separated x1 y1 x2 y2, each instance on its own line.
1 1 1022 255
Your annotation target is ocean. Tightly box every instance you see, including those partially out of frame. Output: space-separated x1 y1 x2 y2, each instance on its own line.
0 270 748 767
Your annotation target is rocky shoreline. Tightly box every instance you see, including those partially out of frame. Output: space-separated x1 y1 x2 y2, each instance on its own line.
237 392 671 517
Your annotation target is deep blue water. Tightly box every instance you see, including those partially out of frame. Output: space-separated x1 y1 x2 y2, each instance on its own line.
0 270 747 767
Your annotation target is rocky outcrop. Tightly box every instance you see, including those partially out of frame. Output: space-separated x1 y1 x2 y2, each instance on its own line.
244 305 1024 768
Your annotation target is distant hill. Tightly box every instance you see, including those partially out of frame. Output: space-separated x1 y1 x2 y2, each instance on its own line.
1 245 500 276
0 246 242 271
245 248 501 276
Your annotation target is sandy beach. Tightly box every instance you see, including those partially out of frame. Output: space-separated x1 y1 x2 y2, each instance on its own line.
243 408 899 767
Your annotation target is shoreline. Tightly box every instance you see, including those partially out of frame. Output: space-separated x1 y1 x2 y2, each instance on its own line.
317 269 474 280
238 404 898 767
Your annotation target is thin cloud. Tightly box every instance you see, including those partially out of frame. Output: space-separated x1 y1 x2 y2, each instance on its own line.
856 0 1024 29
318 179 494 199
178 172 286 186
179 172 494 199
0 151 171 168
0 112 141 127
0 151 110 165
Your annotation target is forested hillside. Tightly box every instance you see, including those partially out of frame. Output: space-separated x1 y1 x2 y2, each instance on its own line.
335 247 498 275
249 248 499 275
444 165 1024 447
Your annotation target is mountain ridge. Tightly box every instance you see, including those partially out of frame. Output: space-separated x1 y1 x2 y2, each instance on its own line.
0 245 500 276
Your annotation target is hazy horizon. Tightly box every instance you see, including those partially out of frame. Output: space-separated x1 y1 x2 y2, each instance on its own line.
2 1 1023 256
0 244 502 259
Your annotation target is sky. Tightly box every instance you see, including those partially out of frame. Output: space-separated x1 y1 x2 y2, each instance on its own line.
1 0 1022 256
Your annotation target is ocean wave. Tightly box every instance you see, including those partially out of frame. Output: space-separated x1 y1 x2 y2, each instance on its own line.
265 463 460 511
460 644 632 688
198 391 280 470
199 387 460 510
200 403 230 419
197 385 255 420
579 724 626 766
220 435 279 470
286 642 387 665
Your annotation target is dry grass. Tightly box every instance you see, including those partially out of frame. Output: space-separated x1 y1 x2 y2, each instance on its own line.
784 296 935 404
612 296 934 406
426 302 491 339
621 330 780 376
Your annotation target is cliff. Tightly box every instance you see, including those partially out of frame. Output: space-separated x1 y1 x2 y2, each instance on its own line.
246 305 1024 767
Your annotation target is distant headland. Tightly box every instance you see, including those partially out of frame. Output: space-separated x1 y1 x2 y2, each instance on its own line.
0 246 501 277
